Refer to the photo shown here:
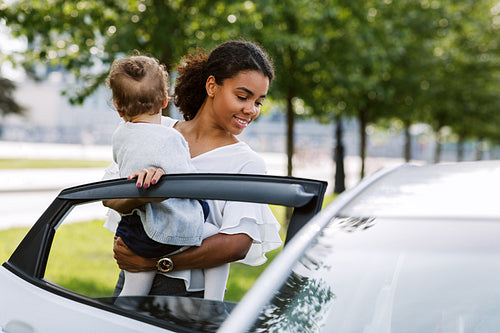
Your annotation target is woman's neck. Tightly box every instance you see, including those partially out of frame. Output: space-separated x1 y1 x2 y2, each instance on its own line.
176 116 238 158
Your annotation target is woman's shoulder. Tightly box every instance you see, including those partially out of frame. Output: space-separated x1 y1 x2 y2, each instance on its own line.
221 142 267 174
161 116 180 128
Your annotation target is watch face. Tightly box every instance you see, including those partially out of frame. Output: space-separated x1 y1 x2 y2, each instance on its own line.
158 258 173 272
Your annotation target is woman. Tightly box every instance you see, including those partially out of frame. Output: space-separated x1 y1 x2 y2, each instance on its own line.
104 40 282 299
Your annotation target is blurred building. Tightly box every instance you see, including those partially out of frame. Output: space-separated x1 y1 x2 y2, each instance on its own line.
3 69 119 145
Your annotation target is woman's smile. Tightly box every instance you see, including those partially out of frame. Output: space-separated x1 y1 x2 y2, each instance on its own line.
234 116 250 128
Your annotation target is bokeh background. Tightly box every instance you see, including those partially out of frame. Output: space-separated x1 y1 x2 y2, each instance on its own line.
2 0 500 193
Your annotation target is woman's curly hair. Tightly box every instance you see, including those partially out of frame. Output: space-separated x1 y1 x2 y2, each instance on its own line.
174 40 274 120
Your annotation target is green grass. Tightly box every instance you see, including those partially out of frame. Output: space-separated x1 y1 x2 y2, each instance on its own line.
0 220 119 297
0 186 335 302
0 219 279 301
45 220 120 297
0 227 29 264
0 158 111 169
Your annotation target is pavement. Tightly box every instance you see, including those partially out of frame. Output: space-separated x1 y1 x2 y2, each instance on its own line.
0 141 111 192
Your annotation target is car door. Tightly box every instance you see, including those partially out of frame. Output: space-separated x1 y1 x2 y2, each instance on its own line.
1 174 326 332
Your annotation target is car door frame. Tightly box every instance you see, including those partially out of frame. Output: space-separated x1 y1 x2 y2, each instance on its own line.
2 173 327 330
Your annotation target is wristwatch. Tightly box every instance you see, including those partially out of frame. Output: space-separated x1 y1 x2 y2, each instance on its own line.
157 257 174 273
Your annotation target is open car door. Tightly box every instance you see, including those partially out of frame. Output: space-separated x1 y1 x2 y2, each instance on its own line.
1 174 326 333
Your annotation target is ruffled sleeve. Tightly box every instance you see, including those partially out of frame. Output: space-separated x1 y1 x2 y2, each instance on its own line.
192 141 284 266
218 201 282 266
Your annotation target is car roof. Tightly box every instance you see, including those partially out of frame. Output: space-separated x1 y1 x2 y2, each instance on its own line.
339 160 500 220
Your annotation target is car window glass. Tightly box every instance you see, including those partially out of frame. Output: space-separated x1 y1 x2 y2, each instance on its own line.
252 217 500 332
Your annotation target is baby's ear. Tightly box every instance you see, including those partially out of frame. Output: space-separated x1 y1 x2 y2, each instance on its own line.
114 101 124 117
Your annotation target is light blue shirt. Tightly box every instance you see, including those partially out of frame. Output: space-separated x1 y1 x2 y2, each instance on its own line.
112 121 204 246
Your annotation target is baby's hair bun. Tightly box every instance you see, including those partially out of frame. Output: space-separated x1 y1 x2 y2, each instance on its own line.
123 60 146 79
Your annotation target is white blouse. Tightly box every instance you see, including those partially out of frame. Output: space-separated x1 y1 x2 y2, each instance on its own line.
103 117 283 291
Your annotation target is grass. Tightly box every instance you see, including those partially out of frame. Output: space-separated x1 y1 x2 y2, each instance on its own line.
45 220 120 297
0 158 111 169
0 219 275 301
0 220 120 297
0 196 335 302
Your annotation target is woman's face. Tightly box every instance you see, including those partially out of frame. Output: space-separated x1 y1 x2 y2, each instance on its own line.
209 70 269 136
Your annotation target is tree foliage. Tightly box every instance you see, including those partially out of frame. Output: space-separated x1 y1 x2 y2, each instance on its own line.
0 0 240 104
0 77 25 117
2 0 500 175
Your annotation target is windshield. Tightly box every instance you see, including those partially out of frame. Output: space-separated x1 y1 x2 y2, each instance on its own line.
252 217 500 332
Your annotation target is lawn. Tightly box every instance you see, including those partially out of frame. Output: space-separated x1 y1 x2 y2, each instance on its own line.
0 158 110 169
0 200 335 301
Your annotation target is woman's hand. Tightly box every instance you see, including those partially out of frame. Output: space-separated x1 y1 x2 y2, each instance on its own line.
102 167 166 213
128 167 165 188
113 236 156 272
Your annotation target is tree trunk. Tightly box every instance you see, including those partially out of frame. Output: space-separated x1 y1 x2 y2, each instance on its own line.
403 120 411 162
334 116 346 194
358 108 368 179
434 131 441 164
286 96 294 177
285 95 295 223
476 138 483 161
457 134 464 162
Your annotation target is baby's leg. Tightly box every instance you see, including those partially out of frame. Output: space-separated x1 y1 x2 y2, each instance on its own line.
203 263 230 300
119 270 156 296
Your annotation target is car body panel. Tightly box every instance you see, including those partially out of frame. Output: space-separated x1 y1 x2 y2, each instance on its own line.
0 267 168 333
340 161 500 219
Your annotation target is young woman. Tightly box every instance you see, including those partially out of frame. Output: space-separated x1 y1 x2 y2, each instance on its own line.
104 40 281 299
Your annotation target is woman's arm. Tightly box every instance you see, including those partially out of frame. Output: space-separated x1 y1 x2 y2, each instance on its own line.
103 198 152 214
113 233 253 272
102 167 166 214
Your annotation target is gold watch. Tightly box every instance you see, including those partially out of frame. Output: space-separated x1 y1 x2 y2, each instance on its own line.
157 257 174 273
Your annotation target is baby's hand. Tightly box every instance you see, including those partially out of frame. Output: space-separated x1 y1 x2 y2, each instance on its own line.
127 167 165 188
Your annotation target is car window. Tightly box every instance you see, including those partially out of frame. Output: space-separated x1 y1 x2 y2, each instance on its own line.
45 202 118 297
251 217 500 332
41 200 261 332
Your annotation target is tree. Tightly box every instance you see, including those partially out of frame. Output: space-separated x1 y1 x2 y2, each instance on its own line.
239 0 320 179
418 0 500 162
0 0 240 106
0 77 25 134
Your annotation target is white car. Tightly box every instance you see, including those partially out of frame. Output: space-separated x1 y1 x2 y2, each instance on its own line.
4 161 500 332
221 161 500 332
